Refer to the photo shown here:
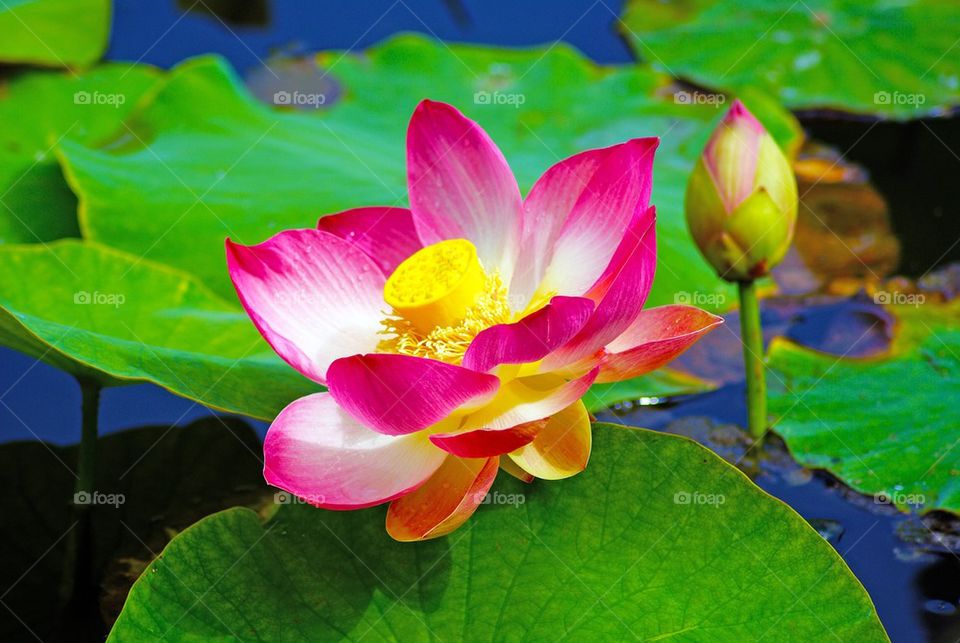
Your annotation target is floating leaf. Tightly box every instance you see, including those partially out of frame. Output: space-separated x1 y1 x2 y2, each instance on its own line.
0 64 161 244
0 0 110 67
0 241 316 420
769 300 960 513
59 35 805 307
110 424 886 641
621 0 960 118
0 417 267 640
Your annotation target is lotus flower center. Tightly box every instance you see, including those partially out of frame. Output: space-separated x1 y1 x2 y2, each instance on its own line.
380 238 512 363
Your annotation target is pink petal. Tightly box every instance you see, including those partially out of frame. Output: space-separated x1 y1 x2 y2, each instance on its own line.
705 100 765 212
542 205 658 372
461 367 599 431
226 229 385 385
316 207 424 276
386 455 499 541
263 393 445 510
326 353 500 436
407 100 523 279
461 296 594 373
428 419 543 458
518 138 658 302
598 305 724 383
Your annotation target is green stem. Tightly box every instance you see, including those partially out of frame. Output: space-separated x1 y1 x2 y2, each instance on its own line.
75 379 100 503
60 378 101 609
738 281 767 439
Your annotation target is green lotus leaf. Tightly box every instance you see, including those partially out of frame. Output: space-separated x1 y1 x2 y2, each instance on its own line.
0 0 110 67
110 423 887 641
0 240 316 420
769 299 960 513
621 0 959 118
59 35 802 308
0 63 161 244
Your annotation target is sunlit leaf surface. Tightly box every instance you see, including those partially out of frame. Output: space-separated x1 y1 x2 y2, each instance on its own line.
110 424 887 642
621 0 960 118
0 241 316 419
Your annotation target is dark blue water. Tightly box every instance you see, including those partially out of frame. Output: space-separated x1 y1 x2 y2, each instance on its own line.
2 2 957 641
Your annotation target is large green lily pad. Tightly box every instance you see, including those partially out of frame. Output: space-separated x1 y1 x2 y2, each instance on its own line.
110 423 886 641
0 36 798 416
0 0 110 67
0 417 267 640
0 241 316 420
0 64 161 244
621 0 960 118
59 35 801 308
769 300 960 514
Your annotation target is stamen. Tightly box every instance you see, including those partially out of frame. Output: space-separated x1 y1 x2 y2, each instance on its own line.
379 272 512 364
383 238 486 334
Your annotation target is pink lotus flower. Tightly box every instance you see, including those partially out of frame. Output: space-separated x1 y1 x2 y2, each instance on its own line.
226 100 722 541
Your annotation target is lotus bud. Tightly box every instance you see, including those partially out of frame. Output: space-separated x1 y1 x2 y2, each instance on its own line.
685 100 798 281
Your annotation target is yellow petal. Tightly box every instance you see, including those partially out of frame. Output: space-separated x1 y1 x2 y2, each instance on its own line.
386 455 498 541
509 400 591 480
